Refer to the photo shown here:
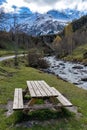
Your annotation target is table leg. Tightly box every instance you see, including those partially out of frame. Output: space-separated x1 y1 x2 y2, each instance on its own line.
23 87 29 97
49 96 56 104
28 98 36 106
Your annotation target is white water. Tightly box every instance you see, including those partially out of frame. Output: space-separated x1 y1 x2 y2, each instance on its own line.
44 56 87 90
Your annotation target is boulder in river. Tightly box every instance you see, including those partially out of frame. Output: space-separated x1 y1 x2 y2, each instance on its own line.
81 77 87 82
83 63 87 67
72 65 83 69
59 63 65 66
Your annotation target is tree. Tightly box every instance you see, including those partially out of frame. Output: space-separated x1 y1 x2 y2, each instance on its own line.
0 12 7 30
64 23 73 54
64 23 73 36
52 35 62 57
52 35 62 49
9 13 29 67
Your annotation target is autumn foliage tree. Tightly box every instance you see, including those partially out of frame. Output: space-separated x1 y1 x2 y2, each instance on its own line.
64 23 73 54
52 35 62 56
52 35 62 49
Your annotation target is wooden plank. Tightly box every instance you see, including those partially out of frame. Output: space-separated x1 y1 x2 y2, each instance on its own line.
57 95 73 107
30 81 42 97
13 88 23 110
28 98 36 106
51 87 73 107
18 89 23 108
51 87 62 96
13 88 19 109
40 80 58 96
34 81 47 97
24 103 62 110
27 81 36 97
38 81 52 96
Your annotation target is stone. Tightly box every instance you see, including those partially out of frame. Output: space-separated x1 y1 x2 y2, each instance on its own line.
72 66 83 69
81 78 87 82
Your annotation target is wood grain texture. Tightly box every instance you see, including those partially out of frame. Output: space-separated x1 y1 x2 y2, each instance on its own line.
13 88 23 110
51 87 73 107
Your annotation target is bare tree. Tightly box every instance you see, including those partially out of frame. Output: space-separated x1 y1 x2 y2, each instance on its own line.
0 12 7 30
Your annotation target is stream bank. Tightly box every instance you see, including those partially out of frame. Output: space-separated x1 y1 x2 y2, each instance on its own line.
44 56 87 90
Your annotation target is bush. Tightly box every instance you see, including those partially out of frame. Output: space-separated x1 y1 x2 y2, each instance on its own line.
27 49 41 68
38 59 49 69
27 49 49 69
83 52 87 59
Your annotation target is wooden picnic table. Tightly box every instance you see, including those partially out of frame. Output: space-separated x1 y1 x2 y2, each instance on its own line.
13 80 73 111
26 80 59 106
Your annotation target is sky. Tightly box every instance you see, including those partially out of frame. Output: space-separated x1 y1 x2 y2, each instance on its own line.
0 0 87 13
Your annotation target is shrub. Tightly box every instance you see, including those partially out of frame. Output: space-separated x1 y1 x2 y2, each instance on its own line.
27 49 41 68
38 58 49 69
83 52 87 59
38 59 49 69
27 48 49 69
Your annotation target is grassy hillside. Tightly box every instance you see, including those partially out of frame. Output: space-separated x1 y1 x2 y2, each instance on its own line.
64 43 87 63
0 58 87 130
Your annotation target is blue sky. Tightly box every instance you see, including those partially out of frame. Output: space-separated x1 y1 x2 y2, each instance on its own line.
0 0 87 13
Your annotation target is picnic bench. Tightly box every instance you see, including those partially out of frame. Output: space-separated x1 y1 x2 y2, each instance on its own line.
13 80 73 111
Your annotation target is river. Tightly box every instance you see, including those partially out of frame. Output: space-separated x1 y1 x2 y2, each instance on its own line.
44 56 87 90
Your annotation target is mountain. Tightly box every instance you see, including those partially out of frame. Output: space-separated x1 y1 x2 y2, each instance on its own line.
72 15 87 32
0 7 87 36
47 9 87 21
20 13 67 36
16 8 87 36
47 10 69 21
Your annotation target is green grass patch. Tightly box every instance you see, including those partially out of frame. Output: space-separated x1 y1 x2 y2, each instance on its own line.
64 43 87 63
0 49 27 57
0 50 14 57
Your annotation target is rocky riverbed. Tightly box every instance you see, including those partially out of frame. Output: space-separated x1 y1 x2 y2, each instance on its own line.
44 56 87 90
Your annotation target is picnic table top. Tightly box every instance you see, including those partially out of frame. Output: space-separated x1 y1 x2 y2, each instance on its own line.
27 80 59 98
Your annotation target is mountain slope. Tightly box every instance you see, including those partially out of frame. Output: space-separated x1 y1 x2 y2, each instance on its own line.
0 7 87 36
16 8 87 36
21 14 67 36
53 15 87 61
64 43 87 64
72 15 87 32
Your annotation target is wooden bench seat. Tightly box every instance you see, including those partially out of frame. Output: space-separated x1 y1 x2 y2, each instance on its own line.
13 88 24 110
51 87 73 107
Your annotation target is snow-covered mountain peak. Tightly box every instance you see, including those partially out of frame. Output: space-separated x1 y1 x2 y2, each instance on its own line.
0 7 87 36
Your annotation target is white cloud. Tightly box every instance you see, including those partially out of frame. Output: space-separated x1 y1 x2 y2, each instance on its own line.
25 0 58 5
25 0 87 11
0 0 29 13
0 0 87 13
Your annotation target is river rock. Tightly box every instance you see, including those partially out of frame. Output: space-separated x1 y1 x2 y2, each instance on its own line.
72 65 83 69
59 63 65 66
73 82 79 85
83 63 87 66
82 70 87 73
51 66 55 68
81 78 87 82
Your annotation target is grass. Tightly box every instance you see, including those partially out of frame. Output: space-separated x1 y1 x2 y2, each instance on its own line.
0 50 15 57
0 49 27 57
0 58 87 130
64 43 87 63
